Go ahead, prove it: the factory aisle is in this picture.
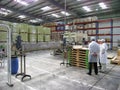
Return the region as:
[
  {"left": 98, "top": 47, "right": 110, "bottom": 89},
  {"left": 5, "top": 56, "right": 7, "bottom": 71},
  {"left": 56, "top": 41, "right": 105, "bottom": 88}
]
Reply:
[{"left": 0, "top": 50, "right": 120, "bottom": 90}]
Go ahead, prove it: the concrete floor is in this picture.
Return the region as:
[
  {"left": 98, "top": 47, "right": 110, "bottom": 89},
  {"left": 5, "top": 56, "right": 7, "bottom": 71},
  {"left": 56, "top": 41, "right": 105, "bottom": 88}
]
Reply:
[{"left": 0, "top": 50, "right": 120, "bottom": 90}]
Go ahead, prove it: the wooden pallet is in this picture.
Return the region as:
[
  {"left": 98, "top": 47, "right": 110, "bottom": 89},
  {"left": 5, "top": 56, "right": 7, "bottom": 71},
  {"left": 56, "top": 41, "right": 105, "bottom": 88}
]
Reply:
[
  {"left": 111, "top": 56, "right": 120, "bottom": 65},
  {"left": 70, "top": 48, "right": 88, "bottom": 68},
  {"left": 111, "top": 60, "right": 120, "bottom": 65},
  {"left": 71, "top": 63, "right": 86, "bottom": 68}
]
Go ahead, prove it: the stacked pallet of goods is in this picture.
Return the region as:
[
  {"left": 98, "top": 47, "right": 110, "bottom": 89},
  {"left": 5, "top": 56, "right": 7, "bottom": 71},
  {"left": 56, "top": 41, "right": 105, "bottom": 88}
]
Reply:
[{"left": 69, "top": 45, "right": 89, "bottom": 68}]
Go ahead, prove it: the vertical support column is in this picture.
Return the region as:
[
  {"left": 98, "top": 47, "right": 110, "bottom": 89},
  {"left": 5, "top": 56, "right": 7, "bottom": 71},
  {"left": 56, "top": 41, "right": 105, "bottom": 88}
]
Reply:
[
  {"left": 28, "top": 28, "right": 30, "bottom": 42},
  {"left": 96, "top": 21, "right": 99, "bottom": 40},
  {"left": 110, "top": 19, "right": 113, "bottom": 50},
  {"left": 36, "top": 28, "right": 38, "bottom": 43},
  {"left": 6, "top": 25, "right": 13, "bottom": 87},
  {"left": 0, "top": 24, "right": 13, "bottom": 87}
]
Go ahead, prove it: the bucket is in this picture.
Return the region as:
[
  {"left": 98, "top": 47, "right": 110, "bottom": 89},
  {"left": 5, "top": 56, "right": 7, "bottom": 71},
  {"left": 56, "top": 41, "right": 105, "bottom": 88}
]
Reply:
[{"left": 11, "top": 57, "right": 18, "bottom": 74}]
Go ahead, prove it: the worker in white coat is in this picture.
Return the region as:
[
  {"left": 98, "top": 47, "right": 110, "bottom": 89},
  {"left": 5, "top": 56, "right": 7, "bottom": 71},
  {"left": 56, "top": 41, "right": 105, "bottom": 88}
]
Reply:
[
  {"left": 99, "top": 39, "right": 108, "bottom": 72},
  {"left": 87, "top": 37, "right": 100, "bottom": 75}
]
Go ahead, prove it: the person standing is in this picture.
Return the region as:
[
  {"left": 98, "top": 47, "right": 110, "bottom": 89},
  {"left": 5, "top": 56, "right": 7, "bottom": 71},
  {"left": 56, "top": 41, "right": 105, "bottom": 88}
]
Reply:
[
  {"left": 97, "top": 39, "right": 102, "bottom": 70},
  {"left": 99, "top": 39, "right": 108, "bottom": 72},
  {"left": 87, "top": 37, "right": 100, "bottom": 75}
]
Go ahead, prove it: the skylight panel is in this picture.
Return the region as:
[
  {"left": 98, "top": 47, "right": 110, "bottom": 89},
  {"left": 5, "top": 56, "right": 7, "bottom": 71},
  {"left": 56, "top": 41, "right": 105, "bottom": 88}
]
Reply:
[
  {"left": 61, "top": 11, "right": 71, "bottom": 16},
  {"left": 82, "top": 6, "right": 92, "bottom": 12},
  {"left": 29, "top": 20, "right": 38, "bottom": 23},
  {"left": 51, "top": 14, "right": 60, "bottom": 18},
  {"left": 0, "top": 8, "right": 12, "bottom": 16},
  {"left": 41, "top": 6, "right": 52, "bottom": 11},
  {"left": 14, "top": 0, "right": 29, "bottom": 6},
  {"left": 1, "top": 8, "right": 12, "bottom": 13},
  {"left": 0, "top": 11, "right": 8, "bottom": 16},
  {"left": 18, "top": 15, "right": 26, "bottom": 19},
  {"left": 99, "top": 2, "right": 107, "bottom": 9},
  {"left": 29, "top": 18, "right": 43, "bottom": 23}
]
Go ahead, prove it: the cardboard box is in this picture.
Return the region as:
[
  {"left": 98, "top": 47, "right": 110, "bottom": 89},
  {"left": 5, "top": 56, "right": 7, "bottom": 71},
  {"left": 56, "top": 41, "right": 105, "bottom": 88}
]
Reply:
[{"left": 117, "top": 49, "right": 120, "bottom": 56}]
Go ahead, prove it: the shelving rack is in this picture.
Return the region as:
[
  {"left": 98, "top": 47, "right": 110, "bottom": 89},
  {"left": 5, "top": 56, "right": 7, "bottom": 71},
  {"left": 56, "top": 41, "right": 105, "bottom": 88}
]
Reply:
[{"left": 46, "top": 18, "right": 120, "bottom": 50}]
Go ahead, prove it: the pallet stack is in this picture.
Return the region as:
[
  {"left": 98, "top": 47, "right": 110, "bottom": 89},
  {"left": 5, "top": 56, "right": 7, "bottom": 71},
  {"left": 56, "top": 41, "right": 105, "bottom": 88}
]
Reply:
[{"left": 69, "top": 48, "right": 89, "bottom": 68}]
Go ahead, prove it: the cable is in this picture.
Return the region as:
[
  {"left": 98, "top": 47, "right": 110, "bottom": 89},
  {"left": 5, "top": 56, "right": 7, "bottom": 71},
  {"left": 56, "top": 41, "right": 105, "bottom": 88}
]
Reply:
[{"left": 89, "top": 65, "right": 116, "bottom": 90}]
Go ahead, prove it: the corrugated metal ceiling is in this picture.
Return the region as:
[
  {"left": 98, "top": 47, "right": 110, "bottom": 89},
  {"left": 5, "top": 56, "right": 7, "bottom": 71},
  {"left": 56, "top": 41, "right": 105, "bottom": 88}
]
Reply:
[{"left": 0, "top": 0, "right": 120, "bottom": 25}]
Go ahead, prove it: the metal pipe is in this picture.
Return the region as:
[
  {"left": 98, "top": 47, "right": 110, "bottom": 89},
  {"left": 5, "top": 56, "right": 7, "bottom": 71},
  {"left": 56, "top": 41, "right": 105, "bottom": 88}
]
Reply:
[
  {"left": 0, "top": 24, "right": 13, "bottom": 87},
  {"left": 64, "top": 0, "right": 67, "bottom": 27}
]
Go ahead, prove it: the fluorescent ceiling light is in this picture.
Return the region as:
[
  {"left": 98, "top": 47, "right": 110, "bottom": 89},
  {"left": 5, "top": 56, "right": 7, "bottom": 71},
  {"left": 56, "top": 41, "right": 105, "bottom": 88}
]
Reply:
[
  {"left": 18, "top": 15, "right": 26, "bottom": 19},
  {"left": 82, "top": 6, "right": 92, "bottom": 12},
  {"left": 61, "top": 11, "right": 71, "bottom": 16},
  {"left": 96, "top": 9, "right": 98, "bottom": 11},
  {"left": 51, "top": 14, "right": 60, "bottom": 18},
  {"left": 29, "top": 18, "right": 43, "bottom": 23},
  {"left": 36, "top": 19, "right": 43, "bottom": 21},
  {"left": 0, "top": 8, "right": 12, "bottom": 16},
  {"left": 41, "top": 6, "right": 52, "bottom": 11},
  {"left": 1, "top": 8, "right": 12, "bottom": 13},
  {"left": 29, "top": 20, "right": 38, "bottom": 23},
  {"left": 33, "top": 0, "right": 38, "bottom": 1},
  {"left": 14, "top": 0, "right": 29, "bottom": 6},
  {"left": 77, "top": 0, "right": 81, "bottom": 1},
  {"left": 0, "top": 11, "right": 8, "bottom": 16},
  {"left": 99, "top": 2, "right": 107, "bottom": 9}
]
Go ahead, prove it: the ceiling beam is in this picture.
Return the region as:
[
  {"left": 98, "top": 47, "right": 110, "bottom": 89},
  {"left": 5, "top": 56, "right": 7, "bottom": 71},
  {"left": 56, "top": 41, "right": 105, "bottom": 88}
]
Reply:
[
  {"left": 0, "top": 16, "right": 40, "bottom": 26},
  {"left": 47, "top": 0, "right": 79, "bottom": 18},
  {"left": 2, "top": 0, "right": 13, "bottom": 6},
  {"left": 0, "top": 4, "right": 52, "bottom": 22}
]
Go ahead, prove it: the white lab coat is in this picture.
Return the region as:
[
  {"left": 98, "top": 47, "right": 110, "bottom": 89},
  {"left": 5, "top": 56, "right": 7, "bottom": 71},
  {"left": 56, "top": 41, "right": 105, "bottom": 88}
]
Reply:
[
  {"left": 100, "top": 43, "right": 108, "bottom": 64},
  {"left": 88, "top": 41, "right": 100, "bottom": 62}
]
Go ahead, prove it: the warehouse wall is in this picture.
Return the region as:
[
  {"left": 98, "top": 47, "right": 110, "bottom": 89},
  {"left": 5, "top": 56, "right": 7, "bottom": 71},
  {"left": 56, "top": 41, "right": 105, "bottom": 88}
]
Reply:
[
  {"left": 98, "top": 19, "right": 120, "bottom": 49},
  {"left": 99, "top": 21, "right": 111, "bottom": 49},
  {"left": 113, "top": 20, "right": 120, "bottom": 47}
]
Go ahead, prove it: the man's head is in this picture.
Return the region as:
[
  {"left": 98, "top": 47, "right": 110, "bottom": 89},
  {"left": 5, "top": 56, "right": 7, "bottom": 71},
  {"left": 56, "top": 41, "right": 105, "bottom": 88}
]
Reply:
[
  {"left": 97, "top": 39, "right": 102, "bottom": 44},
  {"left": 91, "top": 37, "right": 96, "bottom": 41},
  {"left": 101, "top": 39, "right": 105, "bottom": 43}
]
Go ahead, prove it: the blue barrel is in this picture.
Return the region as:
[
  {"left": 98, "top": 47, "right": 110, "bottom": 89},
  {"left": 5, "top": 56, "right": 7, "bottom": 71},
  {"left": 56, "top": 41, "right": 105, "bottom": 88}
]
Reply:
[{"left": 11, "top": 57, "right": 18, "bottom": 74}]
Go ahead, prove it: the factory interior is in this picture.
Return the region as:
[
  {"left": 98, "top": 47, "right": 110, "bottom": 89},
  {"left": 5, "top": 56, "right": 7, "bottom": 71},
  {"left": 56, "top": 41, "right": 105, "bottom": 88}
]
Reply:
[{"left": 0, "top": 0, "right": 120, "bottom": 90}]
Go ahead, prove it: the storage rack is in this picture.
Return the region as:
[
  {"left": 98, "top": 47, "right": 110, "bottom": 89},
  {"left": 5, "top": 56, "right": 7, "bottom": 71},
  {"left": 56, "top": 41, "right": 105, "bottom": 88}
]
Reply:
[{"left": 46, "top": 18, "right": 120, "bottom": 50}]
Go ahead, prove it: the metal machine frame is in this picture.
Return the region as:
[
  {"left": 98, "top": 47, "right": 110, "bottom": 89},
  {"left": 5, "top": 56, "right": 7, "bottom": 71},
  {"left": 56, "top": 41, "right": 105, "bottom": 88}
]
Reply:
[{"left": 0, "top": 24, "right": 13, "bottom": 87}]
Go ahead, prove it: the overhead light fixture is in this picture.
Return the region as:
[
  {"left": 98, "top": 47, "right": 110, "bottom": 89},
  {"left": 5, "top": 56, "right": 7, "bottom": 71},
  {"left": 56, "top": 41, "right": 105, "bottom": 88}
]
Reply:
[
  {"left": 77, "top": 0, "right": 81, "bottom": 1},
  {"left": 61, "top": 11, "right": 71, "bottom": 16},
  {"left": 99, "top": 2, "right": 107, "bottom": 9},
  {"left": 0, "top": 8, "right": 12, "bottom": 16},
  {"left": 29, "top": 18, "right": 43, "bottom": 23},
  {"left": 41, "top": 6, "right": 52, "bottom": 11},
  {"left": 33, "top": 0, "right": 38, "bottom": 1},
  {"left": 18, "top": 15, "right": 26, "bottom": 19},
  {"left": 36, "top": 18, "right": 43, "bottom": 21},
  {"left": 29, "top": 20, "right": 38, "bottom": 23},
  {"left": 51, "top": 14, "right": 60, "bottom": 18},
  {"left": 96, "top": 9, "right": 98, "bottom": 11},
  {"left": 14, "top": 0, "right": 29, "bottom": 6},
  {"left": 0, "top": 11, "right": 8, "bottom": 16},
  {"left": 1, "top": 8, "right": 12, "bottom": 13},
  {"left": 82, "top": 6, "right": 92, "bottom": 12}
]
